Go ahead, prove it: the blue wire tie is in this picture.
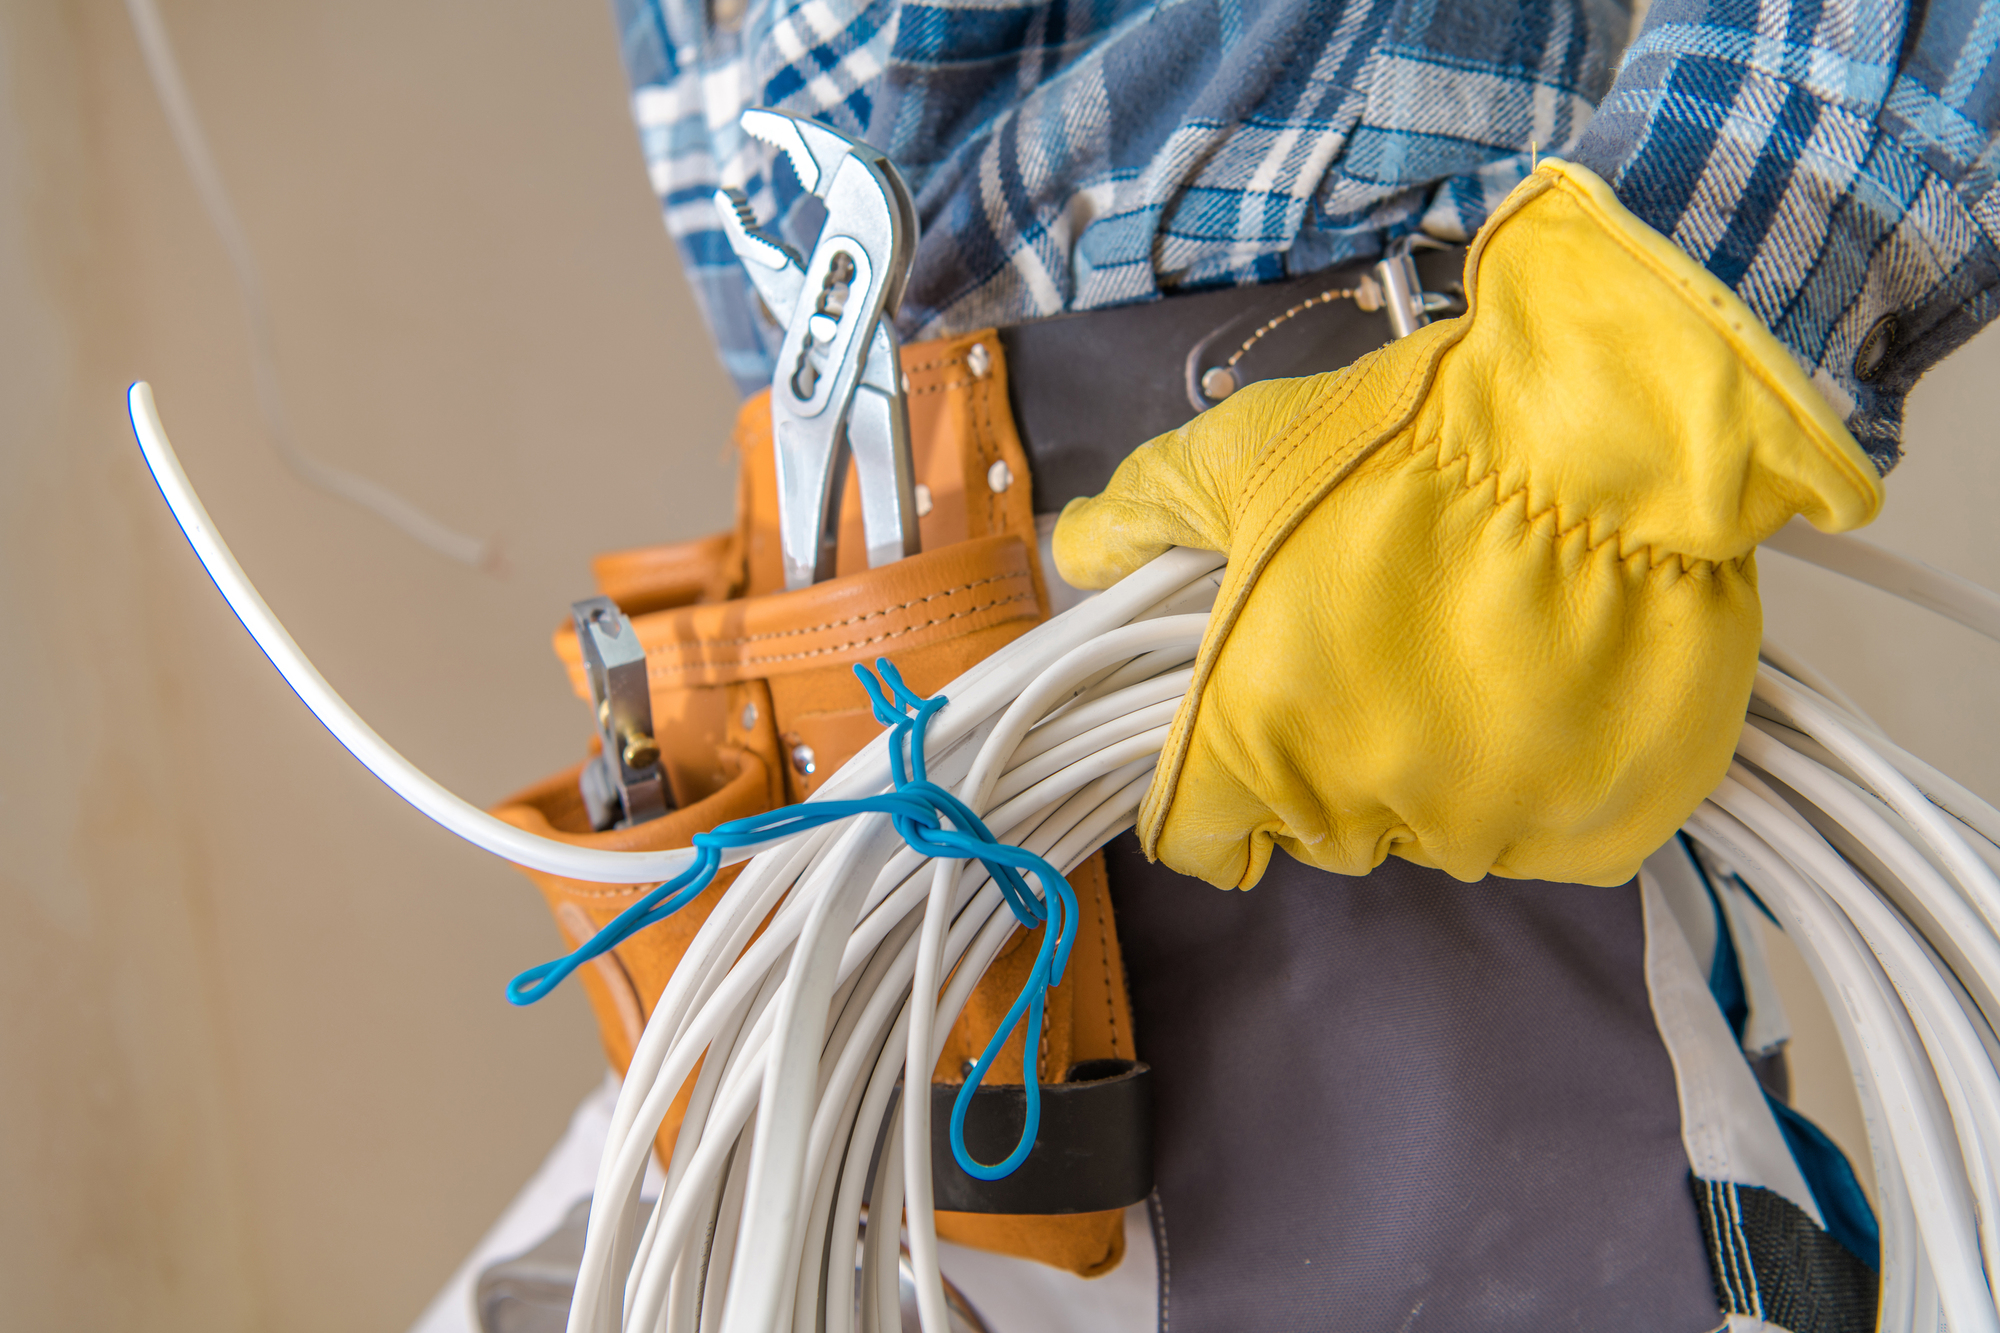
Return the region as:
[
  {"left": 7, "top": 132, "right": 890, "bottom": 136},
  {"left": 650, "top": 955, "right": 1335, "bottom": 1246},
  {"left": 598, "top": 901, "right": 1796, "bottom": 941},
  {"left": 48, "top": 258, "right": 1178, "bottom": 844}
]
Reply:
[{"left": 508, "top": 657, "right": 1079, "bottom": 1180}]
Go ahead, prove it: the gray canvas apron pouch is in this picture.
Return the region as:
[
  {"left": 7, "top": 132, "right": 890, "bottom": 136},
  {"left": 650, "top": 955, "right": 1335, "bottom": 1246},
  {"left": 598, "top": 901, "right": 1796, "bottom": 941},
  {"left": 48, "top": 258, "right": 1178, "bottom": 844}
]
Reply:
[{"left": 1103, "top": 835, "right": 1721, "bottom": 1332}]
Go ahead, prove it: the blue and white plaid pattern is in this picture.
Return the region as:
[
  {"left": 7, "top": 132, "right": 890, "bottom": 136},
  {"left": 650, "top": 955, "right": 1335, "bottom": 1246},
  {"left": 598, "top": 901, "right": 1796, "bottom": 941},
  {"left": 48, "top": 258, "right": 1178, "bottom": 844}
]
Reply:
[
  {"left": 610, "top": 0, "right": 1625, "bottom": 390},
  {"left": 612, "top": 0, "right": 2000, "bottom": 467},
  {"left": 1574, "top": 0, "right": 2000, "bottom": 469}
]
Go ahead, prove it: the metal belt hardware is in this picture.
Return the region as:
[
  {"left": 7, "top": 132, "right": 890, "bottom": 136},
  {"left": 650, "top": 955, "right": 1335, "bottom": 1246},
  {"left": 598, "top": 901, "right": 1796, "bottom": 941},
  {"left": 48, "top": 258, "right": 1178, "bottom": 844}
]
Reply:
[
  {"left": 716, "top": 109, "right": 923, "bottom": 590},
  {"left": 1372, "top": 235, "right": 1460, "bottom": 339},
  {"left": 997, "top": 243, "right": 1467, "bottom": 512},
  {"left": 572, "top": 596, "right": 670, "bottom": 831}
]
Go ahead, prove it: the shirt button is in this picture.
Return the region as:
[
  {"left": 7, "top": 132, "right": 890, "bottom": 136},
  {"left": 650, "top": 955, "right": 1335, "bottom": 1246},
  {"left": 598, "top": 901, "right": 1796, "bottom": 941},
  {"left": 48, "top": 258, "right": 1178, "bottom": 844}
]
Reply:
[{"left": 1853, "top": 314, "right": 1899, "bottom": 381}]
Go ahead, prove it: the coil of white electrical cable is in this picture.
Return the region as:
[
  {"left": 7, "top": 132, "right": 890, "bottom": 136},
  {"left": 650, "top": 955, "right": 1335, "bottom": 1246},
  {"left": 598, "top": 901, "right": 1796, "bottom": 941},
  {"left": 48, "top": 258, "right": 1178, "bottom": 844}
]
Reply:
[
  {"left": 559, "top": 545, "right": 2000, "bottom": 1333},
  {"left": 129, "top": 383, "right": 2000, "bottom": 1333}
]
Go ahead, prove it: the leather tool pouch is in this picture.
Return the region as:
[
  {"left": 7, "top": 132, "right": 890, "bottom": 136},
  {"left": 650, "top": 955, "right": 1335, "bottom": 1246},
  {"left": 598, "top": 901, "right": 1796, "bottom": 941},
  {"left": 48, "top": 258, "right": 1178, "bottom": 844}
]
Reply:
[{"left": 494, "top": 331, "right": 1143, "bottom": 1277}]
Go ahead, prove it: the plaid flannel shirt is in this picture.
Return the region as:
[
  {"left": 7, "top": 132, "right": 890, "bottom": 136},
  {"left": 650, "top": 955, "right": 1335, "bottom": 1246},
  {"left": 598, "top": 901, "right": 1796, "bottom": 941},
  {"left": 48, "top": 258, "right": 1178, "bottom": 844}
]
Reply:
[{"left": 613, "top": 0, "right": 2000, "bottom": 470}]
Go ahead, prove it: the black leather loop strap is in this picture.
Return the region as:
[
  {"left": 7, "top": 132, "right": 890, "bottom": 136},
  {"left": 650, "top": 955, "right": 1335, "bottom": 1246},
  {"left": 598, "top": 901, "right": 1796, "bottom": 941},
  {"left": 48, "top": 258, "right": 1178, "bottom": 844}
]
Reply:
[{"left": 929, "top": 1059, "right": 1155, "bottom": 1214}]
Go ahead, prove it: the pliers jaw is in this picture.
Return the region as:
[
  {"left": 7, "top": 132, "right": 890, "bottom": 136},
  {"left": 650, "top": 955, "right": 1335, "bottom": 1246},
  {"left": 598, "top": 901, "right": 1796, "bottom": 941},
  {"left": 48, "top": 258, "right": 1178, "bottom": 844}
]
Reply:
[
  {"left": 714, "top": 188, "right": 806, "bottom": 322},
  {"left": 715, "top": 110, "right": 922, "bottom": 590}
]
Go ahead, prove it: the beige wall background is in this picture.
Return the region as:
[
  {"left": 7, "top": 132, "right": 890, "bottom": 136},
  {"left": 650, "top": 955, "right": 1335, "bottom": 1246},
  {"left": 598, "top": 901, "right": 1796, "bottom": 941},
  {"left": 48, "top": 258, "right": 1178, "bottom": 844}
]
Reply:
[
  {"left": 1, "top": 0, "right": 1996, "bottom": 1327},
  {"left": 0, "top": 1, "right": 736, "bottom": 1328}
]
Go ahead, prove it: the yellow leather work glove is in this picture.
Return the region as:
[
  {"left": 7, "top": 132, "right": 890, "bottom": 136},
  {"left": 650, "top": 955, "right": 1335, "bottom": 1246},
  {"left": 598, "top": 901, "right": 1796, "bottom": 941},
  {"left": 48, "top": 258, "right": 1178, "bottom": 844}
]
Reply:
[{"left": 1053, "top": 161, "right": 1884, "bottom": 889}]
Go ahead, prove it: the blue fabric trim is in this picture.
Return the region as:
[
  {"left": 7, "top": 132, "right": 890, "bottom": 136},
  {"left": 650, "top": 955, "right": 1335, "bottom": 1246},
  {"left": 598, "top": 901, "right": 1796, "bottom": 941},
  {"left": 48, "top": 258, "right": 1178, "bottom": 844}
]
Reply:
[
  {"left": 1704, "top": 860, "right": 1753, "bottom": 1043},
  {"left": 1686, "top": 836, "right": 1881, "bottom": 1271},
  {"left": 1767, "top": 1095, "right": 1883, "bottom": 1271}
]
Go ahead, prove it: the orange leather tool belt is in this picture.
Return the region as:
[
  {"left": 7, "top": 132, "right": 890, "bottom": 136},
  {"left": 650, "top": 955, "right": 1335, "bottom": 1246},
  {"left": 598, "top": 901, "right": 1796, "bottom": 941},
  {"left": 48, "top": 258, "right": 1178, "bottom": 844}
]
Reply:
[{"left": 492, "top": 330, "right": 1140, "bottom": 1278}]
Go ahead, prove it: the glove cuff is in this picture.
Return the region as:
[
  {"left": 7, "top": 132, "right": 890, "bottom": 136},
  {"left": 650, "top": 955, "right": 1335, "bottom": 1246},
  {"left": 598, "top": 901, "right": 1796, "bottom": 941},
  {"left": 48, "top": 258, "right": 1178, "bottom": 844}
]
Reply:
[{"left": 1480, "top": 161, "right": 1885, "bottom": 543}]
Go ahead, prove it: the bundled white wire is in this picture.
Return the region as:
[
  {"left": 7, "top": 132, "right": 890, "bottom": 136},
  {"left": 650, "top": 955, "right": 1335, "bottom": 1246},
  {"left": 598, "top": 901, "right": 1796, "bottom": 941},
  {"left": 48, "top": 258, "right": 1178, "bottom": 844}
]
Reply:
[
  {"left": 130, "top": 381, "right": 2000, "bottom": 1333},
  {"left": 562, "top": 555, "right": 1224, "bottom": 1333},
  {"left": 558, "top": 540, "right": 2000, "bottom": 1333},
  {"left": 129, "top": 384, "right": 680, "bottom": 880},
  {"left": 1694, "top": 664, "right": 2000, "bottom": 1333}
]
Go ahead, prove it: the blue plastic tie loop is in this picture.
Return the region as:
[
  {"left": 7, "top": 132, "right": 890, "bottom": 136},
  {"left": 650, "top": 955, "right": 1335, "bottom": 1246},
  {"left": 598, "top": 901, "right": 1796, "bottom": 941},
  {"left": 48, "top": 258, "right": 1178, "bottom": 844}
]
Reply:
[{"left": 508, "top": 658, "right": 1078, "bottom": 1180}]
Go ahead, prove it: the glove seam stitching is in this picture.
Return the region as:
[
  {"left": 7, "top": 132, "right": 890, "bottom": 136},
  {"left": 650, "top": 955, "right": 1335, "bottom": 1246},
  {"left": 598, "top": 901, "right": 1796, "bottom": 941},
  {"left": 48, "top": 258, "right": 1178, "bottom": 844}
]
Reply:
[
  {"left": 1415, "top": 435, "right": 1759, "bottom": 577},
  {"left": 1238, "top": 339, "right": 1453, "bottom": 563},
  {"left": 1142, "top": 171, "right": 1511, "bottom": 863},
  {"left": 1234, "top": 355, "right": 1382, "bottom": 510},
  {"left": 1142, "top": 344, "right": 1447, "bottom": 865},
  {"left": 1142, "top": 172, "right": 1513, "bottom": 862}
]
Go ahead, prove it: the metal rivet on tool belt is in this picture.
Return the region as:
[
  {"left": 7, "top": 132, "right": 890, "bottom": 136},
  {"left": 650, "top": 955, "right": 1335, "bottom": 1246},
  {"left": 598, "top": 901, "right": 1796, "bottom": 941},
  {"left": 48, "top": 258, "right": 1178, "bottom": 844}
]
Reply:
[
  {"left": 1854, "top": 313, "right": 1898, "bottom": 382},
  {"left": 791, "top": 743, "right": 817, "bottom": 776},
  {"left": 913, "top": 483, "right": 934, "bottom": 517},
  {"left": 622, "top": 731, "right": 661, "bottom": 770},
  {"left": 1201, "top": 365, "right": 1239, "bottom": 401},
  {"left": 966, "top": 342, "right": 991, "bottom": 379},
  {"left": 986, "top": 460, "right": 1013, "bottom": 494},
  {"left": 740, "top": 702, "right": 758, "bottom": 730}
]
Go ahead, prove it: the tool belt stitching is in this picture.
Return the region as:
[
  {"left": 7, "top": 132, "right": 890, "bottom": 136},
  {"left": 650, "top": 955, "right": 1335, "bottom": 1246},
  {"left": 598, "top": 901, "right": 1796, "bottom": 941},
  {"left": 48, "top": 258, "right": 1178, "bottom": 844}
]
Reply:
[
  {"left": 556, "top": 884, "right": 662, "bottom": 900},
  {"left": 512, "top": 203, "right": 1490, "bottom": 1259},
  {"left": 658, "top": 570, "right": 1023, "bottom": 650},
  {"left": 908, "top": 375, "right": 979, "bottom": 397},
  {"left": 641, "top": 592, "right": 1034, "bottom": 674},
  {"left": 543, "top": 866, "right": 732, "bottom": 900},
  {"left": 648, "top": 592, "right": 1040, "bottom": 676},
  {"left": 902, "top": 352, "right": 969, "bottom": 373},
  {"left": 1091, "top": 880, "right": 1121, "bottom": 1060},
  {"left": 977, "top": 372, "right": 1004, "bottom": 538}
]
